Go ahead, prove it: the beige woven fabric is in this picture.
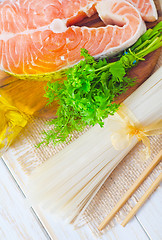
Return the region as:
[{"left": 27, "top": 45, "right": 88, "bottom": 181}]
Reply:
[{"left": 3, "top": 53, "right": 162, "bottom": 236}]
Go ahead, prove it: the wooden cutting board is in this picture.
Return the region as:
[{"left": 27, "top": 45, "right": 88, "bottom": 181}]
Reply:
[{"left": 0, "top": 1, "right": 161, "bottom": 119}]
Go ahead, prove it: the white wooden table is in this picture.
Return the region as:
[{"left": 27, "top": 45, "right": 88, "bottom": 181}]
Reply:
[{"left": 0, "top": 156, "right": 162, "bottom": 240}]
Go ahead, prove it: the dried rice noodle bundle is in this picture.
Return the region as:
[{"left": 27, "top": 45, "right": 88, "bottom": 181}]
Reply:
[{"left": 28, "top": 67, "right": 162, "bottom": 224}]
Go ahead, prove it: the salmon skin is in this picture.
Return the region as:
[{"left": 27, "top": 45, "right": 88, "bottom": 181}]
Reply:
[{"left": 0, "top": 0, "right": 157, "bottom": 77}]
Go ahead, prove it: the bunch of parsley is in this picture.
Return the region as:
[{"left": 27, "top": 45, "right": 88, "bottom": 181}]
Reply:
[{"left": 40, "top": 22, "right": 162, "bottom": 146}]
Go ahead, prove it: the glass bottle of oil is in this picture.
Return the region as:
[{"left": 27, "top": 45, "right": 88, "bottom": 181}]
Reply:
[
  {"left": 0, "top": 71, "right": 58, "bottom": 155},
  {"left": 0, "top": 94, "right": 28, "bottom": 155},
  {"left": 0, "top": 72, "right": 58, "bottom": 118}
]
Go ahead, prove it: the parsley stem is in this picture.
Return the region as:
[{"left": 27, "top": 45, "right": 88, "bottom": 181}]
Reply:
[
  {"left": 133, "top": 40, "right": 150, "bottom": 52},
  {"left": 137, "top": 37, "right": 162, "bottom": 58},
  {"left": 94, "top": 62, "right": 115, "bottom": 72}
]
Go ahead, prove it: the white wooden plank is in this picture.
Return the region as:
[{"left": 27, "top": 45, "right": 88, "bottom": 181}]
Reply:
[
  {"left": 0, "top": 158, "right": 49, "bottom": 240},
  {"left": 136, "top": 185, "right": 162, "bottom": 240},
  {"left": 2, "top": 153, "right": 150, "bottom": 240},
  {"left": 102, "top": 221, "right": 150, "bottom": 240},
  {"left": 41, "top": 212, "right": 150, "bottom": 240}
]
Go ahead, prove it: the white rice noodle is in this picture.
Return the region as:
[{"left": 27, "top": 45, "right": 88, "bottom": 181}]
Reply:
[{"left": 28, "top": 67, "right": 162, "bottom": 224}]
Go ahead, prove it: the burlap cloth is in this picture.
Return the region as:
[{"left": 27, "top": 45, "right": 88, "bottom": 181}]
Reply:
[{"left": 4, "top": 54, "right": 162, "bottom": 237}]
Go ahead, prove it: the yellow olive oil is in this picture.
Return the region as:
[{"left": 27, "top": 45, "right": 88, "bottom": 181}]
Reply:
[{"left": 0, "top": 95, "right": 28, "bottom": 154}]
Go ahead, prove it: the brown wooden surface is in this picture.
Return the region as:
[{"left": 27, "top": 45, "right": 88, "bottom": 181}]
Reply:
[
  {"left": 0, "top": 1, "right": 161, "bottom": 119},
  {"left": 114, "top": 48, "right": 161, "bottom": 104}
]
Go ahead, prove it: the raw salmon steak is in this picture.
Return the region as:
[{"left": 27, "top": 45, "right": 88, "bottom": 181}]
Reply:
[
  {"left": 127, "top": 0, "right": 157, "bottom": 21},
  {"left": 0, "top": 0, "right": 157, "bottom": 76}
]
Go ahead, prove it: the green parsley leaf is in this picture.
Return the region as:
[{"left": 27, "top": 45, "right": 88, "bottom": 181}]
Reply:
[{"left": 109, "top": 61, "right": 126, "bottom": 82}]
